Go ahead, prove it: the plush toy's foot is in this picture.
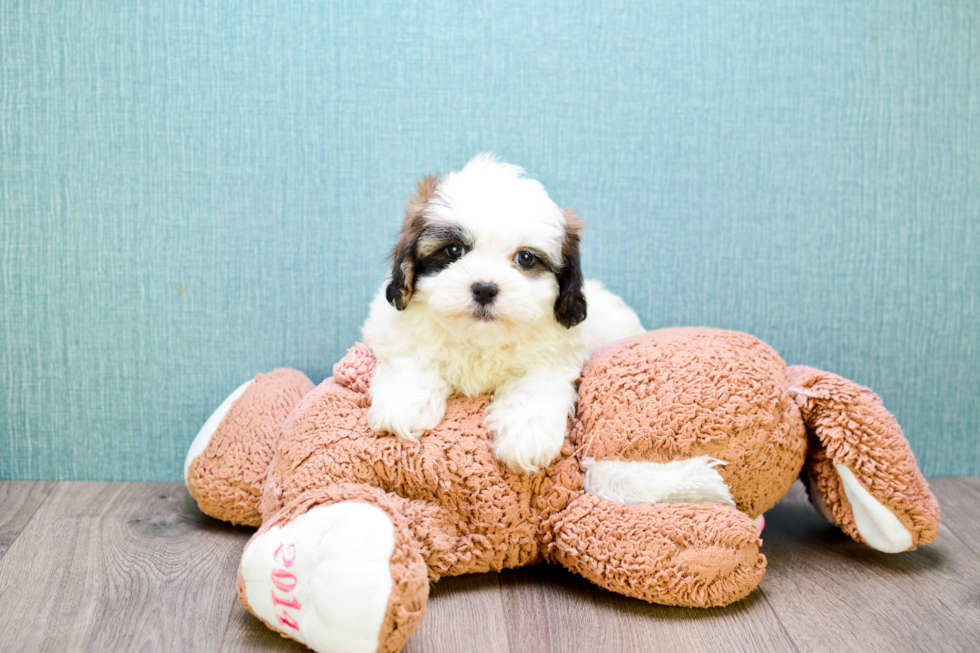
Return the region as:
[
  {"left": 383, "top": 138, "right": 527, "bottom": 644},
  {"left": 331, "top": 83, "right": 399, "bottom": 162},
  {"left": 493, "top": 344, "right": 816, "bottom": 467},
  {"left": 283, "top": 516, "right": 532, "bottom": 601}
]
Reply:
[
  {"left": 547, "top": 494, "right": 766, "bottom": 607},
  {"left": 184, "top": 379, "right": 254, "bottom": 482},
  {"left": 788, "top": 366, "right": 940, "bottom": 552},
  {"left": 185, "top": 369, "right": 314, "bottom": 526},
  {"left": 238, "top": 485, "right": 428, "bottom": 653}
]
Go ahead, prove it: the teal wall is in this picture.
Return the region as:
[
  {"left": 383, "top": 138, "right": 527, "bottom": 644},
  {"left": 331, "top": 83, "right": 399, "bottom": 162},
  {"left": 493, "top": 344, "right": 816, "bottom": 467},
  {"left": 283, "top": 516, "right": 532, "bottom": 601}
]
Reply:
[{"left": 2, "top": 1, "right": 978, "bottom": 480}]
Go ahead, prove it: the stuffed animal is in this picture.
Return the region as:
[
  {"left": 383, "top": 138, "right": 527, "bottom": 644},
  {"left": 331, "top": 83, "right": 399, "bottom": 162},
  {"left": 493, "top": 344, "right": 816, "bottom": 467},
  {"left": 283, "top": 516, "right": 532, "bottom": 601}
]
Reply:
[{"left": 184, "top": 328, "right": 939, "bottom": 653}]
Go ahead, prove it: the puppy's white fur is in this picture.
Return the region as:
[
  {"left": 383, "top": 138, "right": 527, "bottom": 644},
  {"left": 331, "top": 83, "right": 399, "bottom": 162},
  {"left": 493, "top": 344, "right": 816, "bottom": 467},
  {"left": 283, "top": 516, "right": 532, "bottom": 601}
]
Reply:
[{"left": 362, "top": 154, "right": 644, "bottom": 472}]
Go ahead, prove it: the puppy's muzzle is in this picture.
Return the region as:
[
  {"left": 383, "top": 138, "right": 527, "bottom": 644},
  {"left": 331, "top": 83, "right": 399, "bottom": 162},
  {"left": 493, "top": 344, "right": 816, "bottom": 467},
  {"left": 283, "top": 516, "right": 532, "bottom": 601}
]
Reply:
[{"left": 471, "top": 282, "right": 499, "bottom": 306}]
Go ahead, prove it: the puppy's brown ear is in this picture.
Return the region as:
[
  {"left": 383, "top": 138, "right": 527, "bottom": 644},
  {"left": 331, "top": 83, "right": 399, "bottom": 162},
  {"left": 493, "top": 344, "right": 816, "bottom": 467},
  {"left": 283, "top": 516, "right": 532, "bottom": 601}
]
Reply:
[
  {"left": 554, "top": 210, "right": 587, "bottom": 328},
  {"left": 386, "top": 174, "right": 440, "bottom": 310}
]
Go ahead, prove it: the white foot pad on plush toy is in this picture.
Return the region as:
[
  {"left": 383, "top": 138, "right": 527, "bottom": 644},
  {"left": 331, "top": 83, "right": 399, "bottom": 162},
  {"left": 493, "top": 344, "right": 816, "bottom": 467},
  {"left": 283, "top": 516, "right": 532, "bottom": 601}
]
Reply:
[
  {"left": 183, "top": 379, "right": 253, "bottom": 484},
  {"left": 240, "top": 502, "right": 396, "bottom": 653}
]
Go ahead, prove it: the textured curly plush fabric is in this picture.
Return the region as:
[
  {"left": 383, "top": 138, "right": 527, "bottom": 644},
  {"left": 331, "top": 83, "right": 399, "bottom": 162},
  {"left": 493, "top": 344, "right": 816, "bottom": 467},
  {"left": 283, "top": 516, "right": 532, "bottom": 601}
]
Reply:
[
  {"left": 576, "top": 328, "right": 807, "bottom": 518},
  {"left": 185, "top": 328, "right": 941, "bottom": 653},
  {"left": 261, "top": 358, "right": 583, "bottom": 578},
  {"left": 788, "top": 365, "right": 940, "bottom": 549},
  {"left": 186, "top": 368, "right": 313, "bottom": 526},
  {"left": 253, "top": 333, "right": 776, "bottom": 609},
  {"left": 548, "top": 494, "right": 766, "bottom": 607}
]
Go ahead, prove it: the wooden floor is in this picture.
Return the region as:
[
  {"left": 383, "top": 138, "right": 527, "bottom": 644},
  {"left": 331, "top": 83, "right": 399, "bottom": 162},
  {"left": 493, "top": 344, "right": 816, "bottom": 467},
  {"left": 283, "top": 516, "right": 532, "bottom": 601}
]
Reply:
[{"left": 0, "top": 479, "right": 977, "bottom": 653}]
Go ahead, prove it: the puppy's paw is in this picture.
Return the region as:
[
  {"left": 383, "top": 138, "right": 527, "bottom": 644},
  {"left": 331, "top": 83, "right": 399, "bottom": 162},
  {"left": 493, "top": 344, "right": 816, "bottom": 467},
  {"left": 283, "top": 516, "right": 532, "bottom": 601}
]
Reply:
[
  {"left": 486, "top": 401, "right": 568, "bottom": 473},
  {"left": 368, "top": 385, "right": 447, "bottom": 442}
]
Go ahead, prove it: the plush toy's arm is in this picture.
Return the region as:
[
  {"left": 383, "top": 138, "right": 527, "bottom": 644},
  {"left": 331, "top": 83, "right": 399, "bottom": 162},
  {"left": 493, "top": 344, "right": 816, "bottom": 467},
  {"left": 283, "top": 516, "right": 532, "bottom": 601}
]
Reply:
[
  {"left": 787, "top": 365, "right": 940, "bottom": 552},
  {"left": 544, "top": 493, "right": 766, "bottom": 607}
]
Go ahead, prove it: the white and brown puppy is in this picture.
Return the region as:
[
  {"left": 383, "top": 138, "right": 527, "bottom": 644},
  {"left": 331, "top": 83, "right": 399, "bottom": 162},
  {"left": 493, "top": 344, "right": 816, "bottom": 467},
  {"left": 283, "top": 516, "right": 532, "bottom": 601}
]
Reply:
[{"left": 362, "top": 154, "right": 645, "bottom": 472}]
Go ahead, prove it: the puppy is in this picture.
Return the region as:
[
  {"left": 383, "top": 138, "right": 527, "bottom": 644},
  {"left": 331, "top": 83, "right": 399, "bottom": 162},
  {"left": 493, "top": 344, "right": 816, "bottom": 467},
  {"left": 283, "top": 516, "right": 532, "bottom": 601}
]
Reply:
[{"left": 362, "top": 154, "right": 645, "bottom": 472}]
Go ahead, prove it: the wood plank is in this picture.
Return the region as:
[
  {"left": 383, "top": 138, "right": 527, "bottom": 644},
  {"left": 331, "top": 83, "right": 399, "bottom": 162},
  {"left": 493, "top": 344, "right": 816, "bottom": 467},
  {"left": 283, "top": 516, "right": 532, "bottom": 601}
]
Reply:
[
  {"left": 0, "top": 480, "right": 57, "bottom": 560},
  {"left": 928, "top": 477, "right": 980, "bottom": 558},
  {"left": 1, "top": 479, "right": 976, "bottom": 652},
  {"left": 220, "top": 602, "right": 306, "bottom": 652},
  {"left": 499, "top": 562, "right": 795, "bottom": 653},
  {"left": 405, "top": 574, "right": 510, "bottom": 653},
  {"left": 0, "top": 482, "right": 253, "bottom": 652},
  {"left": 221, "top": 570, "right": 512, "bottom": 653},
  {"left": 758, "top": 480, "right": 980, "bottom": 653}
]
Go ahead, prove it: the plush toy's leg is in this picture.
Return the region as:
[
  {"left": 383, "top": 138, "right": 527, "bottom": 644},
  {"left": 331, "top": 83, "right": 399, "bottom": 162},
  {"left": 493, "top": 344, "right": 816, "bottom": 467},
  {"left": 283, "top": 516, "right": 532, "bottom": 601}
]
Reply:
[
  {"left": 546, "top": 494, "right": 766, "bottom": 607},
  {"left": 185, "top": 369, "right": 314, "bottom": 526},
  {"left": 787, "top": 365, "right": 940, "bottom": 553},
  {"left": 238, "top": 484, "right": 429, "bottom": 653}
]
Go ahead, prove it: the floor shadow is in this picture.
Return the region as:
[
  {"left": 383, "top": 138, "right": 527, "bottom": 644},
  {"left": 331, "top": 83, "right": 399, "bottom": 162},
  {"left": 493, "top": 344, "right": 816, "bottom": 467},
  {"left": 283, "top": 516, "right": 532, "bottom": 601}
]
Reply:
[
  {"left": 763, "top": 484, "right": 947, "bottom": 574},
  {"left": 498, "top": 563, "right": 767, "bottom": 621}
]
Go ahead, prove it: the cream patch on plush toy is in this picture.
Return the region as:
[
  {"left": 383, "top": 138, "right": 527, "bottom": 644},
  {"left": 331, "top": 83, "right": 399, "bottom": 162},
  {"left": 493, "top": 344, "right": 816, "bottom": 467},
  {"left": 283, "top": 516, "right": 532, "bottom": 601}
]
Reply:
[
  {"left": 836, "top": 465, "right": 914, "bottom": 553},
  {"left": 582, "top": 456, "right": 735, "bottom": 506},
  {"left": 241, "top": 502, "right": 396, "bottom": 653}
]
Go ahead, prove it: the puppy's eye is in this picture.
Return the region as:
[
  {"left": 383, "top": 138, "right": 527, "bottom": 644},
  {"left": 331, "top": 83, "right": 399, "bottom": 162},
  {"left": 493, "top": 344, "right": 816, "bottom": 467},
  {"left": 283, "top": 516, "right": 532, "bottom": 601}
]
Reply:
[
  {"left": 445, "top": 243, "right": 464, "bottom": 260},
  {"left": 515, "top": 250, "right": 536, "bottom": 268}
]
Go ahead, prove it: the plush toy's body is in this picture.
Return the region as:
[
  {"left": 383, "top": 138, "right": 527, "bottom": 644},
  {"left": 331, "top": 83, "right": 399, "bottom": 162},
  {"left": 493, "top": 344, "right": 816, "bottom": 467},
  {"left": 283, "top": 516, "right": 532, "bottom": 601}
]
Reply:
[{"left": 185, "top": 328, "right": 939, "bottom": 653}]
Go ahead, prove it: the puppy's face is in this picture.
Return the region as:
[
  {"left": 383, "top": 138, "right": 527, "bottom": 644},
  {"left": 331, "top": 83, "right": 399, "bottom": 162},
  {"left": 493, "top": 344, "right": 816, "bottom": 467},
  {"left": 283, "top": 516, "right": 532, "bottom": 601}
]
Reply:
[{"left": 386, "top": 155, "right": 586, "bottom": 333}]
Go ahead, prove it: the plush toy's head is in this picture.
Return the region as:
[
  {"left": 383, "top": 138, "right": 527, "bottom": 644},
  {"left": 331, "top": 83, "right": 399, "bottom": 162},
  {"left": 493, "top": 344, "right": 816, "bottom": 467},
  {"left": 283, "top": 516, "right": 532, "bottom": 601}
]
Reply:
[{"left": 572, "top": 328, "right": 808, "bottom": 518}]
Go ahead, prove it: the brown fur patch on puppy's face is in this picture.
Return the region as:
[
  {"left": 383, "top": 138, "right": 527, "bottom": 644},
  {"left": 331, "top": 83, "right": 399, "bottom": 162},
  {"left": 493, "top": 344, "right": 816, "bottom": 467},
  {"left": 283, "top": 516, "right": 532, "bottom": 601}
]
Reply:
[
  {"left": 554, "top": 209, "right": 587, "bottom": 328},
  {"left": 386, "top": 174, "right": 441, "bottom": 310}
]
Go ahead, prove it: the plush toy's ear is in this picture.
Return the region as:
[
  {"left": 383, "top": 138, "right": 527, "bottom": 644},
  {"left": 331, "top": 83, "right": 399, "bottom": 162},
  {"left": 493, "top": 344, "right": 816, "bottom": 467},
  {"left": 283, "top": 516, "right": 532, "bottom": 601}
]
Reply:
[
  {"left": 554, "top": 209, "right": 588, "bottom": 328},
  {"left": 788, "top": 365, "right": 940, "bottom": 553},
  {"left": 386, "top": 174, "right": 440, "bottom": 310}
]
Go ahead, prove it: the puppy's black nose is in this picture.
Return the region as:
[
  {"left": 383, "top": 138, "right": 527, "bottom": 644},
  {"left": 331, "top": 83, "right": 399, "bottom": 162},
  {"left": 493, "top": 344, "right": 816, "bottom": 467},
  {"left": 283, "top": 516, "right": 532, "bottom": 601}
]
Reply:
[{"left": 471, "top": 282, "right": 499, "bottom": 306}]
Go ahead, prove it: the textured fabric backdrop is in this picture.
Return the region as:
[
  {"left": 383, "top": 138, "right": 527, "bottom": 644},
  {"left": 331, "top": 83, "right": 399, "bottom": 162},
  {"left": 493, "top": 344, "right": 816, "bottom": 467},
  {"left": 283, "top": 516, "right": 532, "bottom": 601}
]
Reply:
[{"left": 2, "top": 1, "right": 978, "bottom": 480}]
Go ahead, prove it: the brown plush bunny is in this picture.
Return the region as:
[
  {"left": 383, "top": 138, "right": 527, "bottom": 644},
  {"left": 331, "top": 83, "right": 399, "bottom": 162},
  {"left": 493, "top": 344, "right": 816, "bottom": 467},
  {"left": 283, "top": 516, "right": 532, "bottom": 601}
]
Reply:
[{"left": 185, "top": 327, "right": 939, "bottom": 653}]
